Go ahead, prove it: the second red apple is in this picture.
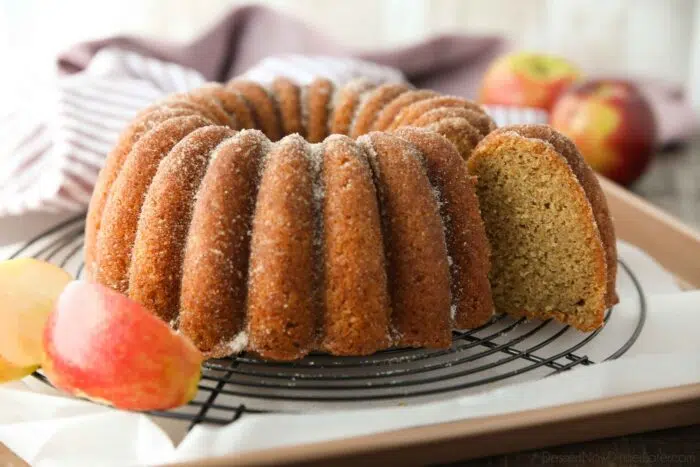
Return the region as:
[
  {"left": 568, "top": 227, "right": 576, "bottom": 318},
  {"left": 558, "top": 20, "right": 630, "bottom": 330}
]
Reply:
[
  {"left": 550, "top": 79, "right": 657, "bottom": 186},
  {"left": 479, "top": 52, "right": 581, "bottom": 111}
]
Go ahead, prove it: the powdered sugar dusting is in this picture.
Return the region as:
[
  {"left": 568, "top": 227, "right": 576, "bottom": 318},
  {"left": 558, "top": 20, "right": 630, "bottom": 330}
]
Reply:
[{"left": 227, "top": 331, "right": 249, "bottom": 355}]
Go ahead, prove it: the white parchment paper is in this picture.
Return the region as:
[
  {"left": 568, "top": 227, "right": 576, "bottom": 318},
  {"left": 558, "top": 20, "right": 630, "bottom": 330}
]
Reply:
[{"left": 1, "top": 240, "right": 698, "bottom": 467}]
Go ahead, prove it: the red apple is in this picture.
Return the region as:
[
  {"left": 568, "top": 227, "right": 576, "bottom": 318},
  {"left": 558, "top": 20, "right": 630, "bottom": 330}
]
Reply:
[
  {"left": 550, "top": 79, "right": 657, "bottom": 186},
  {"left": 43, "top": 281, "right": 203, "bottom": 411},
  {"left": 479, "top": 52, "right": 581, "bottom": 111}
]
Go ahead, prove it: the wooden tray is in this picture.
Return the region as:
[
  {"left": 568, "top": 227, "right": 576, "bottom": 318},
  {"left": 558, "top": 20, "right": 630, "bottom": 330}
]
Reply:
[
  {"left": 2, "top": 178, "right": 699, "bottom": 467},
  {"left": 178, "top": 177, "right": 700, "bottom": 467}
]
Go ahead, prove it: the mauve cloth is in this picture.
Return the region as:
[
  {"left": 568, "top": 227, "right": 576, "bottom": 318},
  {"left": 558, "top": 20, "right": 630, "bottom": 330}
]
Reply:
[
  {"left": 57, "top": 4, "right": 697, "bottom": 146},
  {"left": 0, "top": 4, "right": 696, "bottom": 217},
  {"left": 57, "top": 4, "right": 507, "bottom": 100}
]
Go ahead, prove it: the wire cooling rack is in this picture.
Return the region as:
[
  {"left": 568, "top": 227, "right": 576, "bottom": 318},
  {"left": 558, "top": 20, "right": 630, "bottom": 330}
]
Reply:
[{"left": 13, "top": 214, "right": 645, "bottom": 430}]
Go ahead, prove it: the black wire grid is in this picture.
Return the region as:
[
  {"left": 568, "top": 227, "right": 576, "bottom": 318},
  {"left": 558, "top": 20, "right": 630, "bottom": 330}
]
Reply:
[{"left": 14, "top": 214, "right": 646, "bottom": 430}]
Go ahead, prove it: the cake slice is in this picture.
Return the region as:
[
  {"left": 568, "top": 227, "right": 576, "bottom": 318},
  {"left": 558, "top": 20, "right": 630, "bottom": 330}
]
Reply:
[{"left": 468, "top": 124, "right": 617, "bottom": 331}]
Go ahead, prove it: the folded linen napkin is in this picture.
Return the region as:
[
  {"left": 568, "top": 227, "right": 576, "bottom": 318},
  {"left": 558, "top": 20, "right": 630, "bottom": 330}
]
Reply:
[
  {"left": 0, "top": 48, "right": 407, "bottom": 216},
  {"left": 0, "top": 4, "right": 696, "bottom": 217}
]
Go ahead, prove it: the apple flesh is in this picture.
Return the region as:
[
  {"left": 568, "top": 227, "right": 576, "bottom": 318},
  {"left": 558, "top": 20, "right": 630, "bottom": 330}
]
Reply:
[
  {"left": 0, "top": 354, "right": 37, "bottom": 383},
  {"left": 479, "top": 52, "right": 581, "bottom": 111},
  {"left": 43, "top": 281, "right": 203, "bottom": 411},
  {"left": 550, "top": 79, "right": 657, "bottom": 186},
  {"left": 0, "top": 258, "right": 72, "bottom": 368}
]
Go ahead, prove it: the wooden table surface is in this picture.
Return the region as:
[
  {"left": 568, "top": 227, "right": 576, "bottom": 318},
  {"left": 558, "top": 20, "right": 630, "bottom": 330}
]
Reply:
[
  {"left": 452, "top": 139, "right": 700, "bottom": 466},
  {"left": 634, "top": 139, "right": 700, "bottom": 231}
]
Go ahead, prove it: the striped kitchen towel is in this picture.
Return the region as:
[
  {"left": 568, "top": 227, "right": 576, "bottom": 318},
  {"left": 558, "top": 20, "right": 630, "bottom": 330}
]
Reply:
[
  {"left": 0, "top": 49, "right": 407, "bottom": 216},
  {"left": 0, "top": 49, "right": 201, "bottom": 215}
]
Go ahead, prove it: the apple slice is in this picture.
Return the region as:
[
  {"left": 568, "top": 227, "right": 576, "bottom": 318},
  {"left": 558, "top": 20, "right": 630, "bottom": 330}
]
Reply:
[
  {"left": 43, "top": 281, "right": 203, "bottom": 411},
  {"left": 0, "top": 354, "right": 38, "bottom": 383},
  {"left": 0, "top": 258, "right": 73, "bottom": 368}
]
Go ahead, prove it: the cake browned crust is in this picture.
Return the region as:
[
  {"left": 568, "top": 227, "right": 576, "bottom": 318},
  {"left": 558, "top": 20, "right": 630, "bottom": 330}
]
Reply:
[
  {"left": 372, "top": 90, "right": 439, "bottom": 131},
  {"left": 94, "top": 115, "right": 213, "bottom": 292},
  {"left": 128, "top": 126, "right": 235, "bottom": 323},
  {"left": 272, "top": 77, "right": 304, "bottom": 137},
  {"left": 424, "top": 117, "right": 485, "bottom": 161},
  {"left": 193, "top": 84, "right": 256, "bottom": 130},
  {"left": 412, "top": 107, "right": 496, "bottom": 139},
  {"left": 394, "top": 127, "right": 494, "bottom": 328},
  {"left": 388, "top": 96, "right": 490, "bottom": 131},
  {"left": 84, "top": 106, "right": 202, "bottom": 276},
  {"left": 388, "top": 96, "right": 496, "bottom": 161},
  {"left": 319, "top": 135, "right": 392, "bottom": 355},
  {"left": 329, "top": 78, "right": 374, "bottom": 135},
  {"left": 359, "top": 132, "right": 452, "bottom": 348},
  {"left": 247, "top": 135, "right": 318, "bottom": 360},
  {"left": 178, "top": 130, "right": 267, "bottom": 358},
  {"left": 164, "top": 93, "right": 235, "bottom": 127},
  {"left": 304, "top": 78, "right": 334, "bottom": 143},
  {"left": 227, "top": 80, "right": 283, "bottom": 140},
  {"left": 350, "top": 83, "right": 411, "bottom": 138},
  {"left": 86, "top": 77, "right": 617, "bottom": 361}
]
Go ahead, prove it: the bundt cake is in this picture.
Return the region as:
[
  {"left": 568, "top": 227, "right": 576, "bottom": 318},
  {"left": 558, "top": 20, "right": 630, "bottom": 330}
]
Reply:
[
  {"left": 85, "top": 77, "right": 497, "bottom": 361},
  {"left": 85, "top": 76, "right": 617, "bottom": 361},
  {"left": 468, "top": 124, "right": 618, "bottom": 331}
]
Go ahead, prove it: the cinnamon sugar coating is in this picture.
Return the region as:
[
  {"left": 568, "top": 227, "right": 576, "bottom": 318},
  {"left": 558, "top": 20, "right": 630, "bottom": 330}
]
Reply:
[
  {"left": 228, "top": 80, "right": 283, "bottom": 140},
  {"left": 304, "top": 78, "right": 334, "bottom": 143},
  {"left": 129, "top": 126, "right": 235, "bottom": 322},
  {"left": 412, "top": 107, "right": 496, "bottom": 138},
  {"left": 87, "top": 77, "right": 617, "bottom": 360},
  {"left": 247, "top": 135, "right": 317, "bottom": 360},
  {"left": 359, "top": 132, "right": 452, "bottom": 348},
  {"left": 272, "top": 77, "right": 305, "bottom": 137},
  {"left": 85, "top": 106, "right": 202, "bottom": 277},
  {"left": 424, "top": 117, "right": 484, "bottom": 160},
  {"left": 164, "top": 92, "right": 235, "bottom": 127},
  {"left": 372, "top": 90, "right": 439, "bottom": 131},
  {"left": 389, "top": 96, "right": 487, "bottom": 128},
  {"left": 329, "top": 78, "right": 374, "bottom": 135},
  {"left": 319, "top": 135, "right": 392, "bottom": 355},
  {"left": 94, "top": 115, "right": 213, "bottom": 292},
  {"left": 193, "top": 83, "right": 256, "bottom": 130},
  {"left": 178, "top": 130, "right": 267, "bottom": 357},
  {"left": 350, "top": 83, "right": 411, "bottom": 138},
  {"left": 395, "top": 127, "right": 494, "bottom": 328}
]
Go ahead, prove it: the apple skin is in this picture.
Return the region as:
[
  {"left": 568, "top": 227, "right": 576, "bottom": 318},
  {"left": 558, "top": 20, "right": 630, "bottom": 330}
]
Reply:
[
  {"left": 479, "top": 52, "right": 581, "bottom": 111},
  {"left": 550, "top": 79, "right": 657, "bottom": 186},
  {"left": 42, "top": 281, "right": 203, "bottom": 411}
]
